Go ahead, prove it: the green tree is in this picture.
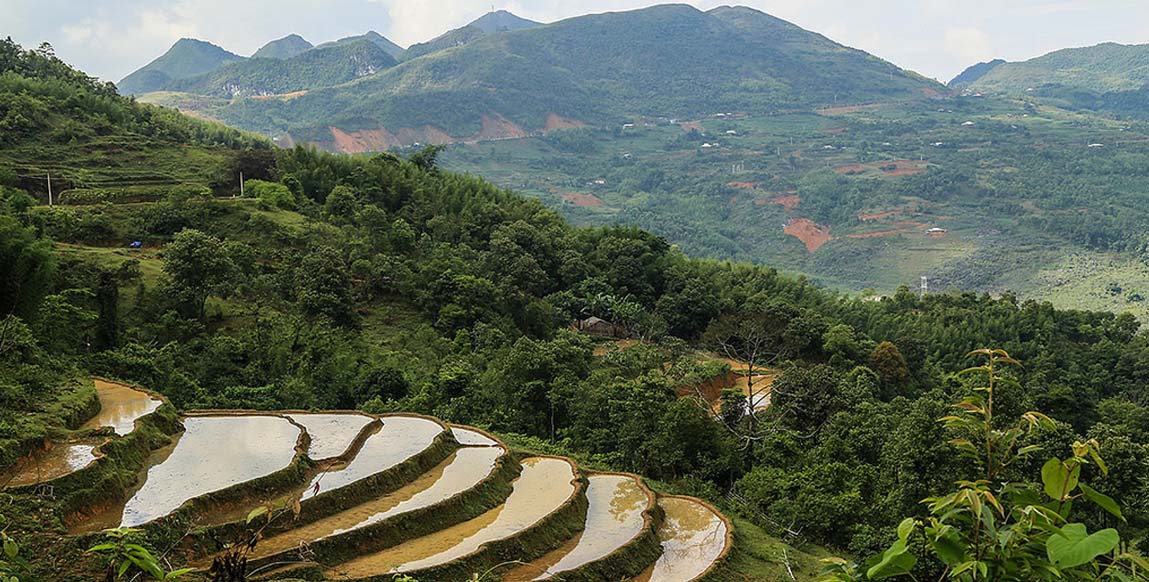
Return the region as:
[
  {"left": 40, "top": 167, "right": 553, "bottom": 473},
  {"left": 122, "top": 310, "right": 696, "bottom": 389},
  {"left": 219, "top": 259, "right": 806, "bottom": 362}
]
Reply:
[
  {"left": 162, "top": 229, "right": 237, "bottom": 321},
  {"left": 0, "top": 215, "right": 56, "bottom": 321}
]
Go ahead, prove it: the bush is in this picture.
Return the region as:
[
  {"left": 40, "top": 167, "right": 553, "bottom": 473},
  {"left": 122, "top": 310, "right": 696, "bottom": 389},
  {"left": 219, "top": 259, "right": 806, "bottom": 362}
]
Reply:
[{"left": 244, "top": 179, "right": 295, "bottom": 209}]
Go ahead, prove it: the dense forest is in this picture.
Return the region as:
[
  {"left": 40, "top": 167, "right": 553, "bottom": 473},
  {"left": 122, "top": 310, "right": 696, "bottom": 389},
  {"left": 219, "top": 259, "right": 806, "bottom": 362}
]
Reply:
[{"left": 4, "top": 37, "right": 1149, "bottom": 581}]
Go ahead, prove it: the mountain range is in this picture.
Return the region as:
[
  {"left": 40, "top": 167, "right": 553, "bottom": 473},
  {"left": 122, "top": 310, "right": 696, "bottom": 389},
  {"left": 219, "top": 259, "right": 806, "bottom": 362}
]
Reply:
[{"left": 124, "top": 5, "right": 941, "bottom": 152}]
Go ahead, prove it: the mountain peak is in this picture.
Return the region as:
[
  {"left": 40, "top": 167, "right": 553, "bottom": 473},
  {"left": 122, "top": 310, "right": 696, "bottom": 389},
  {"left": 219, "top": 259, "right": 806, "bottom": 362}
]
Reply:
[
  {"left": 118, "top": 37, "right": 244, "bottom": 95},
  {"left": 319, "top": 31, "right": 405, "bottom": 59},
  {"left": 252, "top": 34, "right": 313, "bottom": 60},
  {"left": 468, "top": 10, "right": 540, "bottom": 34}
]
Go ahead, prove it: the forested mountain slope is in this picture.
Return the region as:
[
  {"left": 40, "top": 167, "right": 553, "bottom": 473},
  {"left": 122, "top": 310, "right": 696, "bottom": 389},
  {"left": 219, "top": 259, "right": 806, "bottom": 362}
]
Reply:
[
  {"left": 967, "top": 42, "right": 1149, "bottom": 94},
  {"left": 4, "top": 39, "right": 1149, "bottom": 581},
  {"left": 165, "top": 39, "right": 398, "bottom": 98},
  {"left": 144, "top": 4, "right": 941, "bottom": 150},
  {"left": 251, "top": 33, "right": 314, "bottom": 60},
  {"left": 117, "top": 38, "right": 245, "bottom": 95}
]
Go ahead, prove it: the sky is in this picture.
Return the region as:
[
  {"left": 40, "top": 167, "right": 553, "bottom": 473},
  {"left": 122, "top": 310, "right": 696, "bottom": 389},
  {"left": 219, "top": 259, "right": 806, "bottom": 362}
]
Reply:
[{"left": 6, "top": 0, "right": 1149, "bottom": 83}]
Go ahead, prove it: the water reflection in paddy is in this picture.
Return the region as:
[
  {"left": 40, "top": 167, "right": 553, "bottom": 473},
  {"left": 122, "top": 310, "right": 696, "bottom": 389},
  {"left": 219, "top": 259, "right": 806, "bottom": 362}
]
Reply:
[
  {"left": 119, "top": 415, "right": 300, "bottom": 527},
  {"left": 286, "top": 413, "right": 374, "bottom": 460},
  {"left": 82, "top": 379, "right": 162, "bottom": 435},
  {"left": 301, "top": 416, "right": 443, "bottom": 500},
  {"left": 249, "top": 445, "right": 504, "bottom": 560},
  {"left": 632, "top": 497, "right": 729, "bottom": 582},
  {"left": 450, "top": 426, "right": 498, "bottom": 446},
  {"left": 3, "top": 442, "right": 100, "bottom": 488},
  {"left": 326, "top": 456, "right": 577, "bottom": 576},
  {"left": 503, "top": 473, "right": 648, "bottom": 581}
]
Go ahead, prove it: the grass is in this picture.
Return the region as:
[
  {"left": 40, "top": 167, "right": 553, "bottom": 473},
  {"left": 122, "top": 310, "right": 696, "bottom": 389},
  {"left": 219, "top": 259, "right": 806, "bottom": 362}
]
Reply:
[{"left": 715, "top": 516, "right": 834, "bottom": 581}]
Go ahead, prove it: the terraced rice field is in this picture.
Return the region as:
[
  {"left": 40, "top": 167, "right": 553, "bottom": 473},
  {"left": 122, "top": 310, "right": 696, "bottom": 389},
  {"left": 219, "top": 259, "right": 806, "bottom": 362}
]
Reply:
[
  {"left": 26, "top": 379, "right": 732, "bottom": 581},
  {"left": 82, "top": 379, "right": 162, "bottom": 435}
]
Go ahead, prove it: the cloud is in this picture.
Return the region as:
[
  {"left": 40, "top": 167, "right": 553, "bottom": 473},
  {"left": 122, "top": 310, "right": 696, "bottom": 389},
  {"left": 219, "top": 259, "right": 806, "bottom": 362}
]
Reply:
[{"left": 944, "top": 27, "right": 994, "bottom": 66}]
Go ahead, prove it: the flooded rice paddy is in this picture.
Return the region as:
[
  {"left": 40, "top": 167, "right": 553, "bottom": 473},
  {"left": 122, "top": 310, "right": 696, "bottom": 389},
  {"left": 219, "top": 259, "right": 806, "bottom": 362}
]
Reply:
[
  {"left": 3, "top": 441, "right": 101, "bottom": 488},
  {"left": 286, "top": 413, "right": 375, "bottom": 460},
  {"left": 503, "top": 473, "right": 649, "bottom": 581},
  {"left": 301, "top": 416, "right": 443, "bottom": 500},
  {"left": 450, "top": 426, "right": 499, "bottom": 446},
  {"left": 632, "top": 497, "right": 729, "bottom": 582},
  {"left": 118, "top": 415, "right": 300, "bottom": 527},
  {"left": 248, "top": 445, "right": 504, "bottom": 559},
  {"left": 326, "top": 456, "right": 577, "bottom": 576},
  {"left": 82, "top": 379, "right": 162, "bottom": 435}
]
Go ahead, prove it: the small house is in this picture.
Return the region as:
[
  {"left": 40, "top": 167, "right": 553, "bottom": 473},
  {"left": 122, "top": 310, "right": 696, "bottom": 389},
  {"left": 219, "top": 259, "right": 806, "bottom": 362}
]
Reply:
[{"left": 575, "top": 316, "right": 627, "bottom": 338}]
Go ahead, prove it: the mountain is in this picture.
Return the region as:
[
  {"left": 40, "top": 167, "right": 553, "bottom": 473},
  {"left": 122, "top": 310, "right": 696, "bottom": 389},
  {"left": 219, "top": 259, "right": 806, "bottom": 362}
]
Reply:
[
  {"left": 949, "top": 58, "right": 1004, "bottom": 87},
  {"left": 252, "top": 33, "right": 313, "bottom": 59},
  {"left": 118, "top": 38, "right": 245, "bottom": 95},
  {"left": 318, "top": 30, "right": 405, "bottom": 59},
  {"left": 966, "top": 42, "right": 1149, "bottom": 94},
  {"left": 469, "top": 9, "right": 540, "bottom": 33},
  {"left": 190, "top": 4, "right": 940, "bottom": 151},
  {"left": 162, "top": 39, "right": 398, "bottom": 98},
  {"left": 404, "top": 10, "right": 540, "bottom": 60}
]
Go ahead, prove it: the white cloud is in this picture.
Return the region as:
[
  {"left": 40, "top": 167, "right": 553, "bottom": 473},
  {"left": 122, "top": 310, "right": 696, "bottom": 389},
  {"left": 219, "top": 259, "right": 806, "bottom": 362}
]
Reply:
[{"left": 944, "top": 27, "right": 994, "bottom": 66}]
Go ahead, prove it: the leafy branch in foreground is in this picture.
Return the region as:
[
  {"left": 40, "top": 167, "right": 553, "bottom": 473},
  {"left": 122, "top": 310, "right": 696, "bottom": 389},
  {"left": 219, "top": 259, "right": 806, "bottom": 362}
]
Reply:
[
  {"left": 86, "top": 527, "right": 193, "bottom": 581},
  {"left": 0, "top": 514, "right": 34, "bottom": 582},
  {"left": 819, "top": 349, "right": 1148, "bottom": 581}
]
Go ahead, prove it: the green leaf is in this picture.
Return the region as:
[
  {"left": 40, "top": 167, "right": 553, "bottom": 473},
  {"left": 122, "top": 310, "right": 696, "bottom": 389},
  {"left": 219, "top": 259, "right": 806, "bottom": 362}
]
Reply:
[
  {"left": 896, "top": 518, "right": 915, "bottom": 542},
  {"left": 1078, "top": 483, "right": 1125, "bottom": 522},
  {"left": 1042, "top": 458, "right": 1080, "bottom": 501},
  {"left": 866, "top": 540, "right": 917, "bottom": 580},
  {"left": 165, "top": 567, "right": 196, "bottom": 579},
  {"left": 246, "top": 505, "right": 269, "bottom": 525},
  {"left": 1046, "top": 523, "right": 1120, "bottom": 569},
  {"left": 1, "top": 539, "right": 15, "bottom": 560},
  {"left": 928, "top": 530, "right": 966, "bottom": 566}
]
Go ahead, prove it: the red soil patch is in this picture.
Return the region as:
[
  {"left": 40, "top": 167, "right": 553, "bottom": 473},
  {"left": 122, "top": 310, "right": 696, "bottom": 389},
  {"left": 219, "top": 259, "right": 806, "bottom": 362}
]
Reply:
[
  {"left": 835, "top": 164, "right": 868, "bottom": 175},
  {"left": 770, "top": 194, "right": 801, "bottom": 211},
  {"left": 396, "top": 126, "right": 454, "bottom": 146},
  {"left": 858, "top": 210, "right": 902, "bottom": 221},
  {"left": 562, "top": 192, "right": 604, "bottom": 207},
  {"left": 824, "top": 126, "right": 848, "bottom": 134},
  {"left": 784, "top": 218, "right": 831, "bottom": 252},
  {"left": 727, "top": 181, "right": 759, "bottom": 190},
  {"left": 478, "top": 113, "right": 529, "bottom": 140},
  {"left": 678, "top": 121, "right": 704, "bottom": 132},
  {"left": 544, "top": 114, "right": 585, "bottom": 132},
  {"left": 754, "top": 199, "right": 768, "bottom": 206},
  {"left": 329, "top": 126, "right": 402, "bottom": 153}
]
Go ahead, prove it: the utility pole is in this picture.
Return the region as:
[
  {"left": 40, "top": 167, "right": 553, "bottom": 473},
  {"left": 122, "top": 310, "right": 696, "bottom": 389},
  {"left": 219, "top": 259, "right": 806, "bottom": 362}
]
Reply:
[
  {"left": 920, "top": 276, "right": 929, "bottom": 298},
  {"left": 46, "top": 171, "right": 52, "bottom": 206},
  {"left": 239, "top": 171, "right": 244, "bottom": 198}
]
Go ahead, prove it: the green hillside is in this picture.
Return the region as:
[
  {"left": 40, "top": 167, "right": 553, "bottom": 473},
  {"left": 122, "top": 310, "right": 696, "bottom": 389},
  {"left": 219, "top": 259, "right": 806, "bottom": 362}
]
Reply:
[
  {"left": 187, "top": 4, "right": 941, "bottom": 147},
  {"left": 405, "top": 10, "right": 540, "bottom": 60},
  {"left": 316, "top": 30, "right": 405, "bottom": 59},
  {"left": 968, "top": 42, "right": 1149, "bottom": 94},
  {"left": 948, "top": 58, "right": 1004, "bottom": 86},
  {"left": 251, "top": 33, "right": 313, "bottom": 59},
  {"left": 117, "top": 38, "right": 245, "bottom": 95},
  {"left": 4, "top": 37, "right": 1149, "bottom": 582},
  {"left": 164, "top": 39, "right": 398, "bottom": 98}
]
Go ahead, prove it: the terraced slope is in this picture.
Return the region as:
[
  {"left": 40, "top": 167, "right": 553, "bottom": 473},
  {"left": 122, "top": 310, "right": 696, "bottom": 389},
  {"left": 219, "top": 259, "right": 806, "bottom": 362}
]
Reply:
[{"left": 21, "top": 381, "right": 732, "bottom": 581}]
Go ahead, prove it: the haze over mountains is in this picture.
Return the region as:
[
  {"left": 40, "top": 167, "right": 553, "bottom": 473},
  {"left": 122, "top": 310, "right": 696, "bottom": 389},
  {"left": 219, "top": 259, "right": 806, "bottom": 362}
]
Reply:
[{"left": 122, "top": 5, "right": 939, "bottom": 152}]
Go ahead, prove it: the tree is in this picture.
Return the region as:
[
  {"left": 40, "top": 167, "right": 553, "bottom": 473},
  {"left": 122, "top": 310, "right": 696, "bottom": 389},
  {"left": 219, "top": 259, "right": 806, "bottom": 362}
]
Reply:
[
  {"left": 296, "top": 246, "right": 355, "bottom": 326},
  {"left": 819, "top": 350, "right": 1147, "bottom": 581},
  {"left": 0, "top": 215, "right": 56, "bottom": 321},
  {"left": 162, "top": 229, "right": 237, "bottom": 321}
]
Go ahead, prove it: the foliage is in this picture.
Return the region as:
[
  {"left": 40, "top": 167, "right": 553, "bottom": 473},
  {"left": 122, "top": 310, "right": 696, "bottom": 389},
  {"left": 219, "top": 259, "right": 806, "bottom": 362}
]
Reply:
[
  {"left": 86, "top": 528, "right": 193, "bottom": 581},
  {"left": 818, "top": 350, "right": 1147, "bottom": 581}
]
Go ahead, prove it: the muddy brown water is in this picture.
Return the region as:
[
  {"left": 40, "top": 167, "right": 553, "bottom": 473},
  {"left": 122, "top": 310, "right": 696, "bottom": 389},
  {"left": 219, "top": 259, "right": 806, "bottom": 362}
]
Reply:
[
  {"left": 301, "top": 416, "right": 443, "bottom": 501},
  {"left": 324, "top": 456, "right": 577, "bottom": 577},
  {"left": 286, "top": 413, "right": 374, "bottom": 460},
  {"left": 631, "top": 497, "right": 729, "bottom": 582},
  {"left": 246, "top": 445, "right": 505, "bottom": 560},
  {"left": 3, "top": 441, "right": 101, "bottom": 488},
  {"left": 502, "top": 473, "right": 649, "bottom": 581},
  {"left": 115, "top": 415, "right": 300, "bottom": 528},
  {"left": 82, "top": 379, "right": 162, "bottom": 435}
]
